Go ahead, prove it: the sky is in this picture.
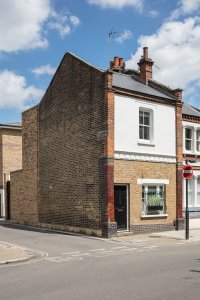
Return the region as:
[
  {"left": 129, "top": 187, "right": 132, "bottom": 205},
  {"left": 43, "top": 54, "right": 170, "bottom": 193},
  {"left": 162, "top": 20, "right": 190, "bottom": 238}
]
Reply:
[{"left": 1, "top": 0, "right": 200, "bottom": 123}]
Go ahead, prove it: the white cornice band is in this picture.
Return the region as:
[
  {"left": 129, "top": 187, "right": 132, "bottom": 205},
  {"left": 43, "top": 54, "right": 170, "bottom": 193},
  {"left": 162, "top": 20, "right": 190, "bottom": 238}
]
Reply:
[{"left": 114, "top": 151, "right": 176, "bottom": 164}]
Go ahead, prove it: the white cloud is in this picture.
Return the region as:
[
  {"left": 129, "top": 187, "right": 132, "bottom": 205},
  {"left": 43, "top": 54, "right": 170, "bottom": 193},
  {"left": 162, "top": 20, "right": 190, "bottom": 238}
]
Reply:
[
  {"left": 0, "top": 0, "right": 50, "bottom": 52},
  {"left": 148, "top": 10, "right": 159, "bottom": 18},
  {"left": 0, "top": 0, "right": 81, "bottom": 53},
  {"left": 31, "top": 64, "right": 56, "bottom": 76},
  {"left": 115, "top": 30, "right": 133, "bottom": 43},
  {"left": 170, "top": 0, "right": 200, "bottom": 20},
  {"left": 70, "top": 16, "right": 81, "bottom": 26},
  {"left": 87, "top": 0, "right": 143, "bottom": 11},
  {"left": 48, "top": 11, "right": 80, "bottom": 39},
  {"left": 48, "top": 22, "right": 71, "bottom": 38},
  {"left": 0, "top": 70, "right": 44, "bottom": 110},
  {"left": 126, "top": 17, "right": 200, "bottom": 99}
]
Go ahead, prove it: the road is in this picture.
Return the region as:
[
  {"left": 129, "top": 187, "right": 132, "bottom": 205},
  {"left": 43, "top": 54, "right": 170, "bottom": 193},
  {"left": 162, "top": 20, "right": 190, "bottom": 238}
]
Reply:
[{"left": 0, "top": 223, "right": 200, "bottom": 300}]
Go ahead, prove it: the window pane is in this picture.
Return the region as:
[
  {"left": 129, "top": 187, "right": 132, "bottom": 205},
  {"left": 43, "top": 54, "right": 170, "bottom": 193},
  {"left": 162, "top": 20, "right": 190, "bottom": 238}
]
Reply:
[
  {"left": 186, "top": 128, "right": 192, "bottom": 139},
  {"left": 185, "top": 139, "right": 191, "bottom": 150},
  {"left": 139, "top": 126, "right": 143, "bottom": 139},
  {"left": 159, "top": 186, "right": 164, "bottom": 198},
  {"left": 144, "top": 112, "right": 150, "bottom": 125},
  {"left": 197, "top": 141, "right": 200, "bottom": 151},
  {"left": 197, "top": 130, "right": 200, "bottom": 141},
  {"left": 148, "top": 186, "right": 156, "bottom": 196},
  {"left": 188, "top": 178, "right": 194, "bottom": 206},
  {"left": 139, "top": 111, "right": 143, "bottom": 124},
  {"left": 144, "top": 127, "right": 150, "bottom": 140}
]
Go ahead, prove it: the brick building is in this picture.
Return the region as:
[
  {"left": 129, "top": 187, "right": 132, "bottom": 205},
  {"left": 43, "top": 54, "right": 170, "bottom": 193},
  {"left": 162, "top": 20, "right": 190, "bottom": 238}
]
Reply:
[
  {"left": 10, "top": 48, "right": 184, "bottom": 237},
  {"left": 0, "top": 123, "right": 22, "bottom": 218}
]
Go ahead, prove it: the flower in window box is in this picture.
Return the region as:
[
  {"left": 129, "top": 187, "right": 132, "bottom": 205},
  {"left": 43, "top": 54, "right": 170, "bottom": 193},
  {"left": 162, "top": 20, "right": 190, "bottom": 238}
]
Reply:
[{"left": 147, "top": 195, "right": 163, "bottom": 213}]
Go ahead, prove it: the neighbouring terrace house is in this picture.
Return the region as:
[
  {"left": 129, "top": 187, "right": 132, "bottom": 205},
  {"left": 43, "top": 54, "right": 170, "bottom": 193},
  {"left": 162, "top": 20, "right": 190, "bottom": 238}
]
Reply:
[
  {"left": 10, "top": 47, "right": 184, "bottom": 237},
  {"left": 182, "top": 103, "right": 200, "bottom": 228},
  {"left": 0, "top": 122, "right": 22, "bottom": 218}
]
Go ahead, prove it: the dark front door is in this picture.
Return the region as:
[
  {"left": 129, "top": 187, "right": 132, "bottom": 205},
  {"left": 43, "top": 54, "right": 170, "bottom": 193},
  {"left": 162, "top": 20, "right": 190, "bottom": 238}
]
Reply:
[{"left": 114, "top": 185, "right": 127, "bottom": 230}]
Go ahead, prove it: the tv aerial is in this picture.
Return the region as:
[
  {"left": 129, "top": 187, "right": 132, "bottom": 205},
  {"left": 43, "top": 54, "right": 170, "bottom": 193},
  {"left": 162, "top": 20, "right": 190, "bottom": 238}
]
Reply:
[{"left": 108, "top": 28, "right": 133, "bottom": 39}]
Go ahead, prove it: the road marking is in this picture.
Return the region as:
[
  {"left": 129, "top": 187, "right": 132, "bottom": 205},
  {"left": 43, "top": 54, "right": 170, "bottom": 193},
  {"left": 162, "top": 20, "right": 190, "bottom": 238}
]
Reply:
[
  {"left": 89, "top": 249, "right": 106, "bottom": 252},
  {"left": 71, "top": 253, "right": 90, "bottom": 256},
  {"left": 111, "top": 246, "right": 128, "bottom": 249},
  {"left": 62, "top": 251, "right": 81, "bottom": 255},
  {"left": 45, "top": 244, "right": 159, "bottom": 263}
]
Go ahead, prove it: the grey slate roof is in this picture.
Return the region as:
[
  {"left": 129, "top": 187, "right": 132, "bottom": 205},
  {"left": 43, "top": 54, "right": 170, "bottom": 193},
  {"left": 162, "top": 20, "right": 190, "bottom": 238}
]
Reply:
[
  {"left": 0, "top": 122, "right": 21, "bottom": 128},
  {"left": 183, "top": 103, "right": 200, "bottom": 118},
  {"left": 112, "top": 73, "right": 177, "bottom": 101}
]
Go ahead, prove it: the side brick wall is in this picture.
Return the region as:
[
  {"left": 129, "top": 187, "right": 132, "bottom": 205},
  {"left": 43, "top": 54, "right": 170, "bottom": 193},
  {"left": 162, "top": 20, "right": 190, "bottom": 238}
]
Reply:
[
  {"left": 38, "top": 54, "right": 106, "bottom": 236},
  {"left": 2, "top": 129, "right": 22, "bottom": 176},
  {"left": 114, "top": 160, "right": 176, "bottom": 234},
  {"left": 10, "top": 106, "right": 39, "bottom": 225}
]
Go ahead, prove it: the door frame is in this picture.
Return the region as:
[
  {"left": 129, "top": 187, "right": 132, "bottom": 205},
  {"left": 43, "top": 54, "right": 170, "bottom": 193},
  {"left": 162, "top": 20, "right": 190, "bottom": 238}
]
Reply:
[{"left": 114, "top": 184, "right": 129, "bottom": 231}]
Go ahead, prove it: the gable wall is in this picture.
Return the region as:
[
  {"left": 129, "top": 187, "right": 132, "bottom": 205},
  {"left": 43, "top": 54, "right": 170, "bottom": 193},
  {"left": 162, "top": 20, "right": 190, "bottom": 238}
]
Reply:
[{"left": 38, "top": 54, "right": 106, "bottom": 235}]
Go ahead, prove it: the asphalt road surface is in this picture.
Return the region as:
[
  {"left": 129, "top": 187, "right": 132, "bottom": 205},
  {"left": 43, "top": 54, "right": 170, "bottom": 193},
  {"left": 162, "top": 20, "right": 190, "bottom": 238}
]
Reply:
[{"left": 1, "top": 223, "right": 200, "bottom": 300}]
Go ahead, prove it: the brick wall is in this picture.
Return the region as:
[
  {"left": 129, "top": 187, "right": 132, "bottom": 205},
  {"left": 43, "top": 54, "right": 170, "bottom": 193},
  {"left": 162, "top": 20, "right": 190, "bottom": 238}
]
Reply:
[
  {"left": 114, "top": 160, "right": 176, "bottom": 233},
  {"left": 37, "top": 53, "right": 107, "bottom": 235},
  {"left": 174, "top": 89, "right": 184, "bottom": 229},
  {"left": 2, "top": 129, "right": 22, "bottom": 176},
  {"left": 10, "top": 106, "right": 39, "bottom": 225}
]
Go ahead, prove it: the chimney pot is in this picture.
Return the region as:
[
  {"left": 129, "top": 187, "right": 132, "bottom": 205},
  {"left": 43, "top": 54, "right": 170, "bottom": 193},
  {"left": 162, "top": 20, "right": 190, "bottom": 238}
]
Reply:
[
  {"left": 110, "top": 61, "right": 114, "bottom": 69},
  {"left": 119, "top": 58, "right": 124, "bottom": 68},
  {"left": 113, "top": 56, "right": 119, "bottom": 67},
  {"left": 143, "top": 47, "right": 148, "bottom": 59}
]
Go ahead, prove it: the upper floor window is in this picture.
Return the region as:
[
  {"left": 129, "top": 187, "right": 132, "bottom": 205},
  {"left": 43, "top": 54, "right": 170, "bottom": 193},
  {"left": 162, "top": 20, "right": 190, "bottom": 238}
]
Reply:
[
  {"left": 184, "top": 126, "right": 200, "bottom": 153},
  {"left": 185, "top": 128, "right": 192, "bottom": 151},
  {"left": 139, "top": 109, "right": 151, "bottom": 141},
  {"left": 197, "top": 130, "right": 200, "bottom": 151}
]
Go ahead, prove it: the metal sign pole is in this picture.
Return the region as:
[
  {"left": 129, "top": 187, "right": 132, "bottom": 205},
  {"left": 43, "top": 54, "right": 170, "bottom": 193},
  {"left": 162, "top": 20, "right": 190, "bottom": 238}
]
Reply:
[{"left": 185, "top": 160, "right": 189, "bottom": 240}]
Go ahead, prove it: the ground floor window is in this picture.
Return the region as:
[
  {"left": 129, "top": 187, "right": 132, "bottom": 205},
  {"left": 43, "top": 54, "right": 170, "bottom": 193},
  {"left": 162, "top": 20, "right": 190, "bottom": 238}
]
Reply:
[
  {"left": 142, "top": 185, "right": 166, "bottom": 215},
  {"left": 183, "top": 175, "right": 200, "bottom": 207}
]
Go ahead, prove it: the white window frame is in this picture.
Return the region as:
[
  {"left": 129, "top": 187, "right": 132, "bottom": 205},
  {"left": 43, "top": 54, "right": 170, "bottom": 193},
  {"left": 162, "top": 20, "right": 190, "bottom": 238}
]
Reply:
[
  {"left": 138, "top": 108, "right": 154, "bottom": 145},
  {"left": 183, "top": 125, "right": 200, "bottom": 155},
  {"left": 138, "top": 179, "right": 169, "bottom": 217},
  {"left": 183, "top": 172, "right": 200, "bottom": 208},
  {"left": 141, "top": 184, "right": 166, "bottom": 216},
  {"left": 185, "top": 127, "right": 193, "bottom": 152},
  {"left": 196, "top": 129, "right": 200, "bottom": 152}
]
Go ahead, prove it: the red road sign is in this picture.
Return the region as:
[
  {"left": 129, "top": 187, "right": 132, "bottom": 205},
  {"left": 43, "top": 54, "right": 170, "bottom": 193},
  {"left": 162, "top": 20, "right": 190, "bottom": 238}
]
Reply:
[{"left": 183, "top": 164, "right": 193, "bottom": 179}]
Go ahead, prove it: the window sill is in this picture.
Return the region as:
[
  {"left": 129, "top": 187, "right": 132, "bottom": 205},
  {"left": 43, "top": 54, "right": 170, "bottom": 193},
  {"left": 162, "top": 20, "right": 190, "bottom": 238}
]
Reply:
[
  {"left": 138, "top": 141, "right": 155, "bottom": 147},
  {"left": 141, "top": 214, "right": 168, "bottom": 219}
]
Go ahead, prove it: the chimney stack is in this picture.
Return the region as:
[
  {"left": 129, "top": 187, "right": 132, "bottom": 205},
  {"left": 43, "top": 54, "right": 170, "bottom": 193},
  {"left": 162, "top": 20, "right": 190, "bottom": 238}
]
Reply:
[
  {"left": 138, "top": 47, "right": 154, "bottom": 84},
  {"left": 173, "top": 88, "right": 183, "bottom": 102},
  {"left": 109, "top": 56, "right": 125, "bottom": 71}
]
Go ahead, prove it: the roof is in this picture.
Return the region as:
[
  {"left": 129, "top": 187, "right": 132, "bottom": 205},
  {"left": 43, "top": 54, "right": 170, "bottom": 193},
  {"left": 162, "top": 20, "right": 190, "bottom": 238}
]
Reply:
[
  {"left": 182, "top": 103, "right": 200, "bottom": 118},
  {"left": 112, "top": 72, "right": 177, "bottom": 101},
  {"left": 0, "top": 122, "right": 22, "bottom": 129}
]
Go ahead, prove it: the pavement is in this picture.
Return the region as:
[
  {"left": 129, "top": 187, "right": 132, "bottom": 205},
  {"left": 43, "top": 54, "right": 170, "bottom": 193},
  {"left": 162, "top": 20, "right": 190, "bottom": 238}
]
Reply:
[
  {"left": 0, "top": 241, "right": 36, "bottom": 265},
  {"left": 112, "top": 228, "right": 200, "bottom": 245},
  {"left": 1, "top": 220, "right": 200, "bottom": 265}
]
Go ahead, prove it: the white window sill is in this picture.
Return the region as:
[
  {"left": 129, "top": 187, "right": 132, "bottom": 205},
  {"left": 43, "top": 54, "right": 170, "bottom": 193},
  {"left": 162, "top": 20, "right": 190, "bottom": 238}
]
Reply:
[
  {"left": 141, "top": 214, "right": 168, "bottom": 219},
  {"left": 138, "top": 141, "right": 155, "bottom": 147}
]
